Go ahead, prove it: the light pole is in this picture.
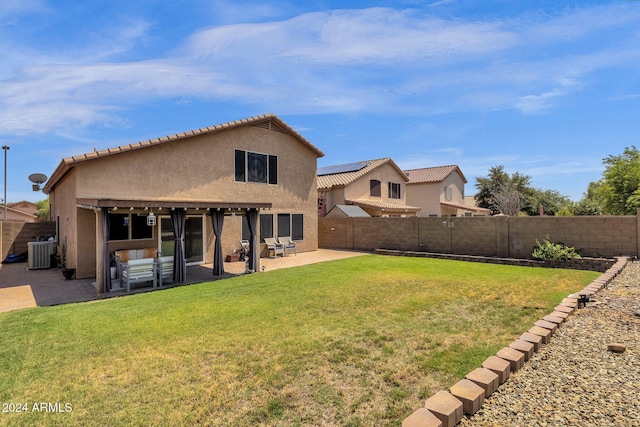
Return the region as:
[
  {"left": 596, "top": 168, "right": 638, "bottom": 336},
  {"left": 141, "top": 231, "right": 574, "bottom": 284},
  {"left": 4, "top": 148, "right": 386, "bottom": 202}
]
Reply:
[{"left": 2, "top": 145, "right": 8, "bottom": 221}]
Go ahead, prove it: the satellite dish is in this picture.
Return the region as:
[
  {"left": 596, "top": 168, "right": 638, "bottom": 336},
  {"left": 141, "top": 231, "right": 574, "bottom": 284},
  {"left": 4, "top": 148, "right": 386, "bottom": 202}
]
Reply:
[{"left": 29, "top": 173, "right": 47, "bottom": 184}]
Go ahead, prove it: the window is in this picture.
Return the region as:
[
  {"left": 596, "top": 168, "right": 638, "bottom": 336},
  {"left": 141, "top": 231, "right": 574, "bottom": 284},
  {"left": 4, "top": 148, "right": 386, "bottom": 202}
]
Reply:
[
  {"left": 109, "top": 213, "right": 129, "bottom": 241},
  {"left": 235, "top": 150, "right": 278, "bottom": 184},
  {"left": 259, "top": 213, "right": 273, "bottom": 243},
  {"left": 370, "top": 179, "right": 381, "bottom": 197},
  {"left": 242, "top": 215, "right": 251, "bottom": 241},
  {"left": 108, "top": 213, "right": 153, "bottom": 241},
  {"left": 388, "top": 182, "right": 401, "bottom": 199},
  {"left": 292, "top": 214, "right": 304, "bottom": 240},
  {"left": 131, "top": 215, "right": 153, "bottom": 239},
  {"left": 277, "top": 214, "right": 290, "bottom": 238},
  {"left": 445, "top": 185, "right": 453, "bottom": 201},
  {"left": 277, "top": 213, "right": 304, "bottom": 240}
]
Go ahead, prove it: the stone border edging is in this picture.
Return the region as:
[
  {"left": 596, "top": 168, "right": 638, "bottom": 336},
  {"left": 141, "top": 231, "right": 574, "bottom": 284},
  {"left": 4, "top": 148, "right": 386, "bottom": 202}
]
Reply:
[
  {"left": 374, "top": 249, "right": 616, "bottom": 272},
  {"left": 401, "top": 256, "right": 630, "bottom": 427}
]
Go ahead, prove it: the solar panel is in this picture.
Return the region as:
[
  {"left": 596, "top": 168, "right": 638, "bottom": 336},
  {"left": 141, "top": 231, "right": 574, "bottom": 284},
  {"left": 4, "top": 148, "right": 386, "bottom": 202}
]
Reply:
[{"left": 317, "top": 161, "right": 367, "bottom": 176}]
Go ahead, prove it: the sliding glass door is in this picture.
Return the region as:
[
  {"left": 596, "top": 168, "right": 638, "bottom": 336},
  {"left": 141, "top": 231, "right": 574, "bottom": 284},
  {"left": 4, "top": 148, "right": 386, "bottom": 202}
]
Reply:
[{"left": 159, "top": 215, "right": 204, "bottom": 265}]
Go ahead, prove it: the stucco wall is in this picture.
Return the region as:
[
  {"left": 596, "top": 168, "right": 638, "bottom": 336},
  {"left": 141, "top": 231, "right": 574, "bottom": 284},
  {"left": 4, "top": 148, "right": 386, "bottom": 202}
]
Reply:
[
  {"left": 50, "top": 169, "right": 79, "bottom": 271},
  {"left": 49, "top": 123, "right": 320, "bottom": 278},
  {"left": 319, "top": 214, "right": 640, "bottom": 258},
  {"left": 406, "top": 172, "right": 466, "bottom": 217},
  {"left": 342, "top": 163, "right": 408, "bottom": 205}
]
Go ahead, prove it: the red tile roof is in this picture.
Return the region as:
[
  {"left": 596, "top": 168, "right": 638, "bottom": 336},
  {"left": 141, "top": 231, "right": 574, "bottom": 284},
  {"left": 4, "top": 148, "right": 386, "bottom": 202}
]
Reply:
[{"left": 403, "top": 165, "right": 467, "bottom": 184}]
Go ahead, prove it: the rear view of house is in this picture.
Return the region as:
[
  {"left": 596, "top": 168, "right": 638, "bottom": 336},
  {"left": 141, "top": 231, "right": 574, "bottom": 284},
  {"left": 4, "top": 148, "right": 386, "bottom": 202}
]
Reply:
[{"left": 43, "top": 114, "right": 324, "bottom": 294}]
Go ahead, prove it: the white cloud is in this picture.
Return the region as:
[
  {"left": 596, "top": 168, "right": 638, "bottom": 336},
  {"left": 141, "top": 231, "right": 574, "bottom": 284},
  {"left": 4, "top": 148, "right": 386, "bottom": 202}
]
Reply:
[
  {"left": 1, "top": 3, "right": 640, "bottom": 135},
  {"left": 0, "top": 0, "right": 48, "bottom": 19},
  {"left": 185, "top": 8, "right": 516, "bottom": 65}
]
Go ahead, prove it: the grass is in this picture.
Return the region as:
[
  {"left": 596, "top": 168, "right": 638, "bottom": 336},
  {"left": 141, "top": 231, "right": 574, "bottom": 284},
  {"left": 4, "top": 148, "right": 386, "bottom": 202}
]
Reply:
[{"left": 0, "top": 255, "right": 598, "bottom": 426}]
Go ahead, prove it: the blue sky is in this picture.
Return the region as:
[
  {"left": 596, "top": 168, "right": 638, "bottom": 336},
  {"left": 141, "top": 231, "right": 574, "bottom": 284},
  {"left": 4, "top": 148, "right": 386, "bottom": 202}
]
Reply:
[{"left": 1, "top": 0, "right": 639, "bottom": 203}]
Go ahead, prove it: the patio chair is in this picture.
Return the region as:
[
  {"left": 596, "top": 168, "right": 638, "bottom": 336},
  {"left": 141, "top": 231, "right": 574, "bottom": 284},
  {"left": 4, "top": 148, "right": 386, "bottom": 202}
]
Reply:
[
  {"left": 157, "top": 255, "right": 174, "bottom": 288},
  {"left": 278, "top": 236, "right": 297, "bottom": 256},
  {"left": 239, "top": 240, "right": 250, "bottom": 261},
  {"left": 264, "top": 237, "right": 284, "bottom": 258}
]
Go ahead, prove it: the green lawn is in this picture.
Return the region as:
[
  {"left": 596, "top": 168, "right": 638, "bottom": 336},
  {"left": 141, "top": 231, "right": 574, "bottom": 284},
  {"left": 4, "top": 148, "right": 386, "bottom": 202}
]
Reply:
[{"left": 0, "top": 255, "right": 598, "bottom": 426}]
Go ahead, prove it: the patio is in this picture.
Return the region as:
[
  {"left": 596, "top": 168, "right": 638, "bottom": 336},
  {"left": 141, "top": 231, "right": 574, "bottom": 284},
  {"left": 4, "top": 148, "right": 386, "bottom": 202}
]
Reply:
[{"left": 0, "top": 249, "right": 367, "bottom": 313}]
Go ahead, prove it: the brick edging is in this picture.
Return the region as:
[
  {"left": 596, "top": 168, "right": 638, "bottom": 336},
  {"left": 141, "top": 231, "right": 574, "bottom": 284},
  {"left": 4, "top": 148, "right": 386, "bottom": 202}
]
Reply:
[{"left": 402, "top": 257, "right": 629, "bottom": 427}]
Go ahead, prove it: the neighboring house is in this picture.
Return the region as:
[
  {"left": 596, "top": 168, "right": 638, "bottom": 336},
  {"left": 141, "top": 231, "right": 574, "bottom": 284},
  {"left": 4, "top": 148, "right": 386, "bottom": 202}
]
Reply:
[
  {"left": 317, "top": 158, "right": 420, "bottom": 217},
  {"left": 1, "top": 202, "right": 37, "bottom": 222},
  {"left": 43, "top": 113, "right": 324, "bottom": 294},
  {"left": 9, "top": 201, "right": 38, "bottom": 216},
  {"left": 464, "top": 195, "right": 491, "bottom": 216},
  {"left": 404, "top": 165, "right": 490, "bottom": 217}
]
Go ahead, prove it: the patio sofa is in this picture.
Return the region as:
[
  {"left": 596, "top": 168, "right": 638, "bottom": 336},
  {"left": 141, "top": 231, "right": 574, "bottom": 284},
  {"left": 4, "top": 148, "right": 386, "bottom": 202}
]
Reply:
[{"left": 113, "top": 248, "right": 159, "bottom": 291}]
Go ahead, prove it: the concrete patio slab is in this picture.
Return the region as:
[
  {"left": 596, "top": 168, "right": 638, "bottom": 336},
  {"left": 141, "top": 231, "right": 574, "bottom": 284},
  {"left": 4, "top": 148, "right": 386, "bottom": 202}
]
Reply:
[
  {"left": 0, "top": 285, "right": 36, "bottom": 313},
  {"left": 0, "top": 249, "right": 369, "bottom": 314}
]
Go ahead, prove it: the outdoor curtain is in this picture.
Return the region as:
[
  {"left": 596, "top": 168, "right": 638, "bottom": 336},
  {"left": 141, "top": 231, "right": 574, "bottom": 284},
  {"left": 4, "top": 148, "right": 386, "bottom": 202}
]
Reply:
[
  {"left": 102, "top": 208, "right": 111, "bottom": 293},
  {"left": 171, "top": 209, "right": 187, "bottom": 282},
  {"left": 246, "top": 208, "right": 259, "bottom": 272},
  {"left": 211, "top": 209, "right": 225, "bottom": 276}
]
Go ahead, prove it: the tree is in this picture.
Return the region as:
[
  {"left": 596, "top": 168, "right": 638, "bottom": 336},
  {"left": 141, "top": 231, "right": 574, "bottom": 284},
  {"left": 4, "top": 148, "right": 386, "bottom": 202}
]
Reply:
[
  {"left": 530, "top": 188, "right": 571, "bottom": 216},
  {"left": 35, "top": 199, "right": 50, "bottom": 222},
  {"left": 595, "top": 146, "right": 640, "bottom": 215},
  {"left": 568, "top": 181, "right": 605, "bottom": 215},
  {"left": 573, "top": 198, "right": 604, "bottom": 216},
  {"left": 475, "top": 165, "right": 534, "bottom": 215},
  {"left": 492, "top": 182, "right": 522, "bottom": 216}
]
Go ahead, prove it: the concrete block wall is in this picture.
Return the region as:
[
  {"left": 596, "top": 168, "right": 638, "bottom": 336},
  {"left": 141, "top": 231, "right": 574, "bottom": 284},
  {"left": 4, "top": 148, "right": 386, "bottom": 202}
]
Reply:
[
  {"left": 318, "top": 217, "right": 355, "bottom": 250},
  {"left": 319, "top": 214, "right": 640, "bottom": 259},
  {"left": 507, "top": 216, "right": 638, "bottom": 258},
  {"left": 353, "top": 217, "right": 419, "bottom": 251},
  {"left": 1, "top": 221, "right": 56, "bottom": 260}
]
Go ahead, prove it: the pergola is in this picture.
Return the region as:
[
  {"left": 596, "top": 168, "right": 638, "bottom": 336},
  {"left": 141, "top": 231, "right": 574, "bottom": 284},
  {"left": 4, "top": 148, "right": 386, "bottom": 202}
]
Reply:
[{"left": 76, "top": 198, "right": 272, "bottom": 294}]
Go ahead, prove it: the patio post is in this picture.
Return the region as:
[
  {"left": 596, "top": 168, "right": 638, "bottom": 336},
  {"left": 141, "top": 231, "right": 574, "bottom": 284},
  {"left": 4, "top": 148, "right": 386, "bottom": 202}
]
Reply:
[
  {"left": 246, "top": 208, "right": 259, "bottom": 272},
  {"left": 211, "top": 209, "right": 225, "bottom": 276},
  {"left": 95, "top": 207, "right": 110, "bottom": 295},
  {"left": 171, "top": 209, "right": 187, "bottom": 282}
]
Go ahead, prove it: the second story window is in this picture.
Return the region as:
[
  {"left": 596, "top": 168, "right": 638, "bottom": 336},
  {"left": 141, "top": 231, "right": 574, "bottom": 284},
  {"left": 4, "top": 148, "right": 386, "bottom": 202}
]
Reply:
[
  {"left": 444, "top": 185, "right": 453, "bottom": 201},
  {"left": 388, "top": 182, "right": 401, "bottom": 199},
  {"left": 235, "top": 150, "right": 278, "bottom": 184},
  {"left": 370, "top": 179, "right": 381, "bottom": 197}
]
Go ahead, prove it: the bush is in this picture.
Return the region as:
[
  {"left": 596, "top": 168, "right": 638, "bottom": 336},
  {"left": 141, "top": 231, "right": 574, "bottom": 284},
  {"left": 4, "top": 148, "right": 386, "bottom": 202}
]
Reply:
[{"left": 532, "top": 237, "right": 581, "bottom": 260}]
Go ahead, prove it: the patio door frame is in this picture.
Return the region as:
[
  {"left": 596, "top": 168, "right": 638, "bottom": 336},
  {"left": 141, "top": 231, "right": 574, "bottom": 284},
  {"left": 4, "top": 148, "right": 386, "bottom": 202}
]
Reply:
[{"left": 158, "top": 214, "right": 206, "bottom": 266}]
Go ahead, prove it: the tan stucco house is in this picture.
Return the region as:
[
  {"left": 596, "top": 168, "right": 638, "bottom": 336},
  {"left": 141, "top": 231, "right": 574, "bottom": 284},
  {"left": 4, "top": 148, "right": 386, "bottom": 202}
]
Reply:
[
  {"left": 43, "top": 114, "right": 324, "bottom": 294},
  {"left": 317, "top": 158, "right": 420, "bottom": 217},
  {"left": 1, "top": 202, "right": 37, "bottom": 222},
  {"left": 404, "top": 165, "right": 489, "bottom": 217}
]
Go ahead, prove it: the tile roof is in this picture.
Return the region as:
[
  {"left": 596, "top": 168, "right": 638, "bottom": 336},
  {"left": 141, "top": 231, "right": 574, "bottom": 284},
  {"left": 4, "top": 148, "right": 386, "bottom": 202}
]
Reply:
[
  {"left": 346, "top": 198, "right": 421, "bottom": 212},
  {"left": 441, "top": 201, "right": 490, "bottom": 213},
  {"left": 403, "top": 165, "right": 467, "bottom": 184},
  {"left": 44, "top": 113, "right": 323, "bottom": 193},
  {"left": 317, "top": 158, "right": 407, "bottom": 190}
]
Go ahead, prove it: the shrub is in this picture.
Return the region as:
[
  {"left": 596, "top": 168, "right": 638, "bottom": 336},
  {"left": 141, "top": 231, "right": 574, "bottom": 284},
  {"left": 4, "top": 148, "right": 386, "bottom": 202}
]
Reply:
[{"left": 532, "top": 237, "right": 581, "bottom": 260}]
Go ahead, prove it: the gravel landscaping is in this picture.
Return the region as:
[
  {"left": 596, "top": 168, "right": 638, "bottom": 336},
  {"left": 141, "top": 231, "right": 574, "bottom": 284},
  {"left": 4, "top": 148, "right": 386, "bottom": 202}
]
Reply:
[{"left": 459, "top": 260, "right": 640, "bottom": 427}]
